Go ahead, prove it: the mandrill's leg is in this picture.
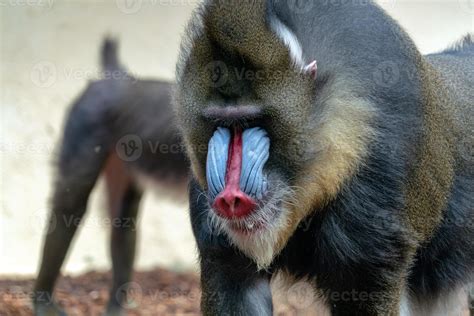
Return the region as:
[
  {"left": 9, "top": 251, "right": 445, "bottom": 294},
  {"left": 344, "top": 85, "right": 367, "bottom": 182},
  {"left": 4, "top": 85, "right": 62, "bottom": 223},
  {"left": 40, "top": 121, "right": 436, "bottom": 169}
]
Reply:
[
  {"left": 189, "top": 179, "right": 273, "bottom": 316},
  {"left": 103, "top": 154, "right": 143, "bottom": 315},
  {"left": 34, "top": 102, "right": 111, "bottom": 316}
]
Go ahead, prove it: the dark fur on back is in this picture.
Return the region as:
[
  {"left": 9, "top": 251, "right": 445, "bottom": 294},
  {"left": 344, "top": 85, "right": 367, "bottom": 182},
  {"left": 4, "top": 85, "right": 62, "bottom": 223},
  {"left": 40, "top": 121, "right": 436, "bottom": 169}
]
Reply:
[{"left": 60, "top": 38, "right": 188, "bottom": 182}]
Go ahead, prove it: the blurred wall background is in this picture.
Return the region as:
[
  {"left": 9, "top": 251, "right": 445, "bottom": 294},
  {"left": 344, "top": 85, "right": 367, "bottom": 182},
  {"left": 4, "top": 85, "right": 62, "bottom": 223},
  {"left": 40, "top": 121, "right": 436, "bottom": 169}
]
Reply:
[{"left": 0, "top": 0, "right": 472, "bottom": 276}]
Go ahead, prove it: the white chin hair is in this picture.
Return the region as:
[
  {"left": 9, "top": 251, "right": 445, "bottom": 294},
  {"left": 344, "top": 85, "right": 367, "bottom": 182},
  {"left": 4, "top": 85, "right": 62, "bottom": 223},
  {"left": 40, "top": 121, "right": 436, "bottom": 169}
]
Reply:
[
  {"left": 227, "top": 225, "right": 280, "bottom": 270},
  {"left": 225, "top": 207, "right": 290, "bottom": 270},
  {"left": 207, "top": 181, "right": 294, "bottom": 270}
]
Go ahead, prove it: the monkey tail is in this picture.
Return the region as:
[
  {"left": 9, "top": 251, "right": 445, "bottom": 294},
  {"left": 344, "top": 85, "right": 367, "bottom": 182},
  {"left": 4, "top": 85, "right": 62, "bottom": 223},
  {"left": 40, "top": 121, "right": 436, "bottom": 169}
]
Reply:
[{"left": 101, "top": 36, "right": 127, "bottom": 75}]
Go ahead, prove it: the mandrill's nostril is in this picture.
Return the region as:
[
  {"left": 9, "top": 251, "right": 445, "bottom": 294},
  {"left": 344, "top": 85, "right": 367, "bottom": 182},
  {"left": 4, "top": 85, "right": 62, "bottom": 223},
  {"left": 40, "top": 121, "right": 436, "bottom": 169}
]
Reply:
[
  {"left": 213, "top": 189, "right": 257, "bottom": 219},
  {"left": 234, "top": 198, "right": 240, "bottom": 209}
]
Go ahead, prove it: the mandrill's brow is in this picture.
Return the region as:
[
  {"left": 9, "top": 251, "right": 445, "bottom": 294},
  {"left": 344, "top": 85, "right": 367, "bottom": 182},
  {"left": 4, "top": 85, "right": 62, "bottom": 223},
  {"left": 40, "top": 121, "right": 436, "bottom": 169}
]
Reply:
[{"left": 202, "top": 105, "right": 263, "bottom": 123}]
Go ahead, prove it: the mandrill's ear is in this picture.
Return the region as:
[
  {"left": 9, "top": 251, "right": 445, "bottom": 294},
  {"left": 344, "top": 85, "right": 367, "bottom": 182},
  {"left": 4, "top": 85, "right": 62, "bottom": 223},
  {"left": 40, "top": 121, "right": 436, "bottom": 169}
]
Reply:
[{"left": 303, "top": 60, "right": 318, "bottom": 80}]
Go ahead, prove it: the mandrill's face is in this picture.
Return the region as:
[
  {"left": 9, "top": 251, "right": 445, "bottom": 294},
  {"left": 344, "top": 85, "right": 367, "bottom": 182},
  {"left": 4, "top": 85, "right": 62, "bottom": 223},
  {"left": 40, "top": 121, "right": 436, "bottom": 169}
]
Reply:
[
  {"left": 174, "top": 3, "right": 375, "bottom": 269},
  {"left": 175, "top": 79, "right": 315, "bottom": 269},
  {"left": 175, "top": 66, "right": 318, "bottom": 269}
]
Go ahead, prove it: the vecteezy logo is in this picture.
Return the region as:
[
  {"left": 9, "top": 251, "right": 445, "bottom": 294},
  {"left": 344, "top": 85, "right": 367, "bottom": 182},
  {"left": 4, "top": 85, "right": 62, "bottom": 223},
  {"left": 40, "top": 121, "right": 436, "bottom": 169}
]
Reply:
[
  {"left": 30, "top": 61, "right": 57, "bottom": 88},
  {"left": 116, "top": 135, "right": 143, "bottom": 162},
  {"left": 373, "top": 61, "right": 400, "bottom": 88},
  {"left": 116, "top": 0, "right": 142, "bottom": 14},
  {"left": 30, "top": 209, "right": 57, "bottom": 234},
  {"left": 205, "top": 61, "right": 229, "bottom": 88},
  {"left": 287, "top": 281, "right": 315, "bottom": 309},
  {"left": 116, "top": 282, "right": 143, "bottom": 309}
]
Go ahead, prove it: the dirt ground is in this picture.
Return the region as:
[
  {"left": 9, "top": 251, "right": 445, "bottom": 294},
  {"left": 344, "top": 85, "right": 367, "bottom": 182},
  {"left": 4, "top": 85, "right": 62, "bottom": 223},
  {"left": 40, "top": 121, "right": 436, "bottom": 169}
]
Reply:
[
  {"left": 1, "top": 269, "right": 471, "bottom": 315},
  {"left": 0, "top": 269, "right": 197, "bottom": 316},
  {"left": 0, "top": 268, "right": 304, "bottom": 316}
]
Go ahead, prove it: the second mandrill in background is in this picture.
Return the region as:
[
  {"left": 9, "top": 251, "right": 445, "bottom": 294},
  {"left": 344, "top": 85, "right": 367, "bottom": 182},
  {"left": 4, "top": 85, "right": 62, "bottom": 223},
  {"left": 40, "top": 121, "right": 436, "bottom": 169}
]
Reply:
[{"left": 174, "top": 0, "right": 474, "bottom": 315}]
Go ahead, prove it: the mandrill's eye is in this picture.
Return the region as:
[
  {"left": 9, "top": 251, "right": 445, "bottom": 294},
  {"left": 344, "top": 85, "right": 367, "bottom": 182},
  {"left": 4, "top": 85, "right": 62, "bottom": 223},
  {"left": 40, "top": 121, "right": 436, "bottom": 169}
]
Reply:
[{"left": 206, "top": 126, "right": 270, "bottom": 219}]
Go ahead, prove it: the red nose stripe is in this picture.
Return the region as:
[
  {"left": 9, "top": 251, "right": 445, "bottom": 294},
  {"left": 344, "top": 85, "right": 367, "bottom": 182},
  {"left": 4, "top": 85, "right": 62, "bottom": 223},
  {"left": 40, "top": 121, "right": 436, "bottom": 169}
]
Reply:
[
  {"left": 213, "top": 127, "right": 257, "bottom": 219},
  {"left": 225, "top": 126, "right": 243, "bottom": 192}
]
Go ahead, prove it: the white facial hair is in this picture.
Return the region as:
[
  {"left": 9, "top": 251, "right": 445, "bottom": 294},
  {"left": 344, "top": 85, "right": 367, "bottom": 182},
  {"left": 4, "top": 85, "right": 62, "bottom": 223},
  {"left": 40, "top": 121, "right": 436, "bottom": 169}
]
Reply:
[{"left": 207, "top": 183, "right": 295, "bottom": 270}]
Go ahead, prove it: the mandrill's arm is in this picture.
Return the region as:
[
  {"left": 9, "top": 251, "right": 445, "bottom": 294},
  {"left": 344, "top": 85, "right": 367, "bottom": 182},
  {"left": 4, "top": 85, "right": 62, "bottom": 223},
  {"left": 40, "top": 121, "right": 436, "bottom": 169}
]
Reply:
[{"left": 189, "top": 179, "right": 273, "bottom": 316}]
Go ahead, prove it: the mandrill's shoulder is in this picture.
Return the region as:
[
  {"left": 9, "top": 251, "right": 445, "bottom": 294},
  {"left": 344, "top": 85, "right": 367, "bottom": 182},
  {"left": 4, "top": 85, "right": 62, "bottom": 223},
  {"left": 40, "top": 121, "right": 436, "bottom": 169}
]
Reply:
[
  {"left": 423, "top": 34, "right": 474, "bottom": 158},
  {"left": 425, "top": 34, "right": 474, "bottom": 99},
  {"left": 425, "top": 34, "right": 474, "bottom": 94},
  {"left": 424, "top": 34, "right": 474, "bottom": 115}
]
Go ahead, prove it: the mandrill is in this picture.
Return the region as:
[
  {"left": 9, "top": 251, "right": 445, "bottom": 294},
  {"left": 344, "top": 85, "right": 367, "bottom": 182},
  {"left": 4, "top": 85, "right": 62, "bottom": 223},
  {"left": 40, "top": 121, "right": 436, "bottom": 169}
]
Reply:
[
  {"left": 33, "top": 38, "right": 188, "bottom": 316},
  {"left": 174, "top": 0, "right": 474, "bottom": 315}
]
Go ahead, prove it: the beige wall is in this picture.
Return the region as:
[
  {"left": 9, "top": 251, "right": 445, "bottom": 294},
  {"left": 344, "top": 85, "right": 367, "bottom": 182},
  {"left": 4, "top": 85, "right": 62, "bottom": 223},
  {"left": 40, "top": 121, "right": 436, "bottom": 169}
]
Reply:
[{"left": 0, "top": 0, "right": 472, "bottom": 276}]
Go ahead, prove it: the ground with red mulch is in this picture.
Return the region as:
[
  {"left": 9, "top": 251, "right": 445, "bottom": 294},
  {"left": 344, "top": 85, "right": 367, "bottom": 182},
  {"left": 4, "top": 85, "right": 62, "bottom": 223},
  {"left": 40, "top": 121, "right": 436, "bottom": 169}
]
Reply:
[{"left": 0, "top": 269, "right": 297, "bottom": 316}]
